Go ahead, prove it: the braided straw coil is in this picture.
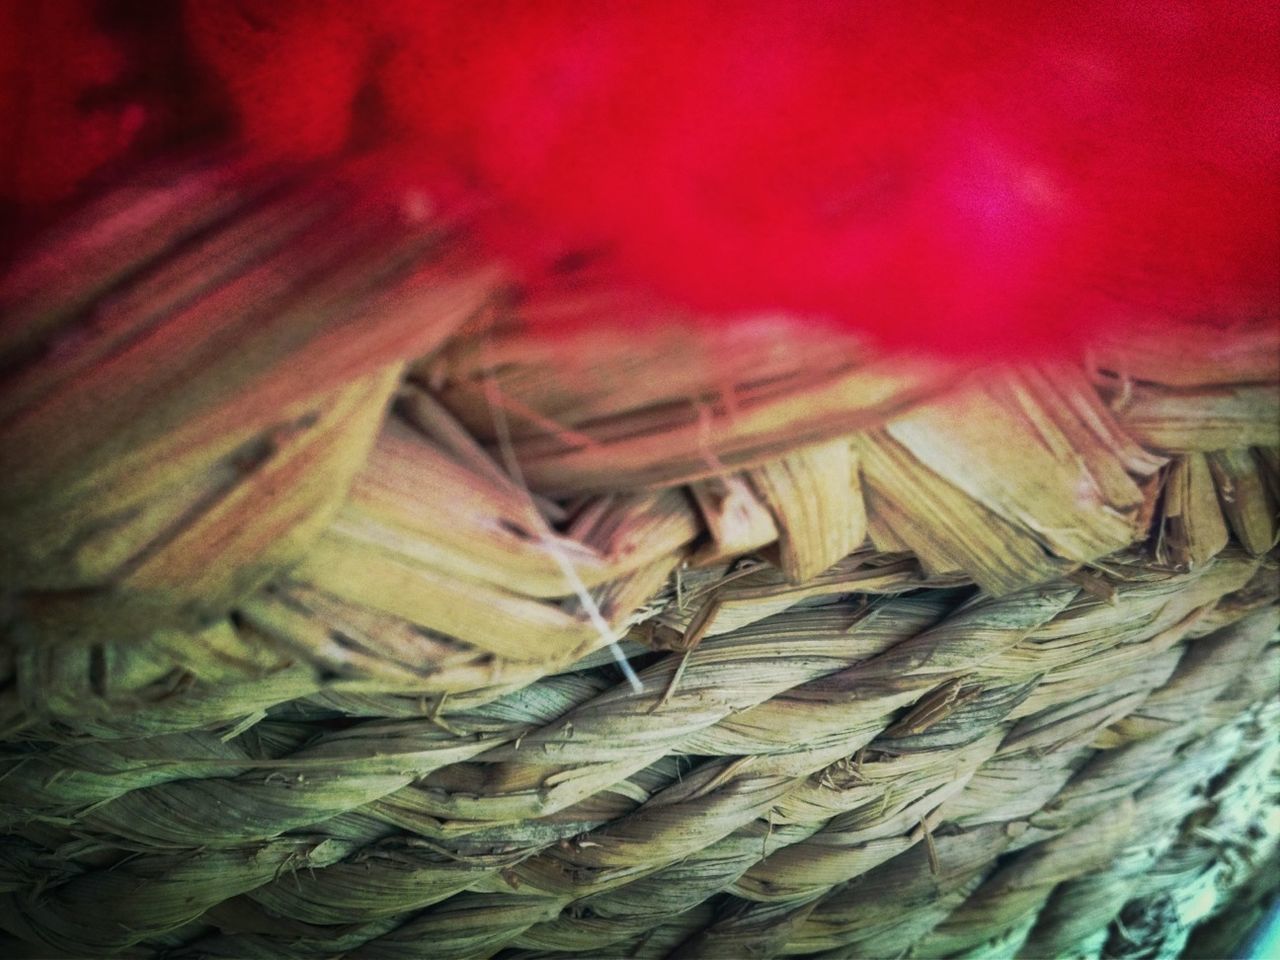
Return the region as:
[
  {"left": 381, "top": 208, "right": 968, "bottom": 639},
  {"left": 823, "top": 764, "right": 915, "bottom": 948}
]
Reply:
[{"left": 0, "top": 160, "right": 1277, "bottom": 959}]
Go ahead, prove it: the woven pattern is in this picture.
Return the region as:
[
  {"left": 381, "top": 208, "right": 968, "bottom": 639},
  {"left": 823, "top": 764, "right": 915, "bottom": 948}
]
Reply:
[{"left": 0, "top": 162, "right": 1277, "bottom": 959}]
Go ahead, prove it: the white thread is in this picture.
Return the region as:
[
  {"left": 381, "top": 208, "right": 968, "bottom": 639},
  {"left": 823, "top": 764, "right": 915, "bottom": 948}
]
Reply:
[{"left": 481, "top": 359, "right": 643, "bottom": 693}]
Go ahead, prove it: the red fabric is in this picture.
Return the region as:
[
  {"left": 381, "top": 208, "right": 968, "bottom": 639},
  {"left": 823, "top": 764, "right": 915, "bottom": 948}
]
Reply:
[
  {"left": 0, "top": 0, "right": 139, "bottom": 203},
  {"left": 6, "top": 1, "right": 1279, "bottom": 357}
]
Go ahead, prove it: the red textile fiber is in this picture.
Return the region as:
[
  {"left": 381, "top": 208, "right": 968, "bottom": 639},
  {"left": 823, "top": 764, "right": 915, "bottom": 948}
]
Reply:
[
  {"left": 0, "top": 0, "right": 139, "bottom": 204},
  {"left": 5, "top": 1, "right": 1279, "bottom": 357}
]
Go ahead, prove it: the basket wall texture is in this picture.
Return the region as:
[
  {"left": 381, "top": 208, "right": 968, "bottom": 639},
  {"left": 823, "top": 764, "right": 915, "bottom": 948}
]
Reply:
[{"left": 0, "top": 162, "right": 1277, "bottom": 959}]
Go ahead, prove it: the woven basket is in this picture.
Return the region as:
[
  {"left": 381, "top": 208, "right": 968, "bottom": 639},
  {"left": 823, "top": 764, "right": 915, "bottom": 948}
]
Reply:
[{"left": 0, "top": 160, "right": 1277, "bottom": 960}]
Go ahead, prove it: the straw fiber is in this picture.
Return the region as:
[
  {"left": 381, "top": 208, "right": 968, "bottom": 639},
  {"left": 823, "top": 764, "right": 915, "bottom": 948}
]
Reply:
[{"left": 0, "top": 161, "right": 1277, "bottom": 959}]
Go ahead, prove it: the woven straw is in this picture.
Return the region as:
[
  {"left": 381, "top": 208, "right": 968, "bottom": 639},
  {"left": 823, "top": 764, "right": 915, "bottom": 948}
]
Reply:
[{"left": 0, "top": 160, "right": 1277, "bottom": 959}]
